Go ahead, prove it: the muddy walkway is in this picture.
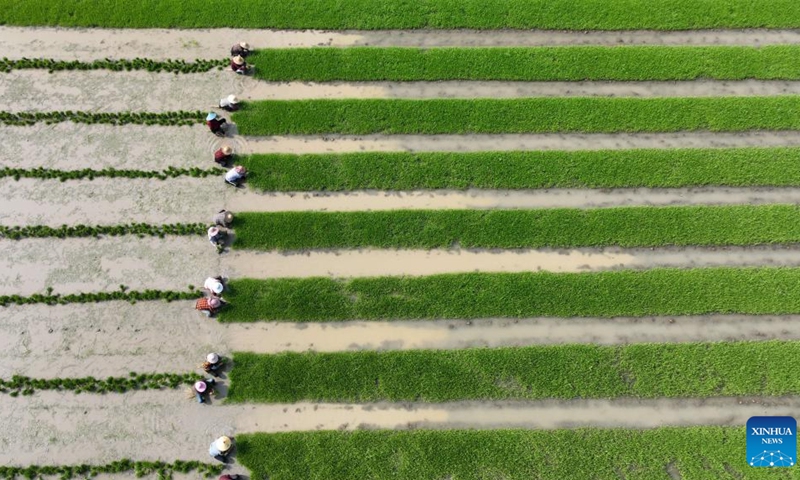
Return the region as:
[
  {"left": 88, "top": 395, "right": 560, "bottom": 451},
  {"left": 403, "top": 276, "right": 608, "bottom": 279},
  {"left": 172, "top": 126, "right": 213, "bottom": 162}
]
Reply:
[
  {"left": 246, "top": 131, "right": 800, "bottom": 154},
  {"left": 227, "top": 314, "right": 800, "bottom": 352},
  {"left": 248, "top": 80, "right": 800, "bottom": 100},
  {"left": 0, "top": 124, "right": 223, "bottom": 170},
  {"left": 225, "top": 246, "right": 800, "bottom": 278},
  {"left": 2, "top": 28, "right": 800, "bottom": 61},
  {"left": 4, "top": 392, "right": 798, "bottom": 465},
  {"left": 229, "top": 187, "right": 800, "bottom": 211}
]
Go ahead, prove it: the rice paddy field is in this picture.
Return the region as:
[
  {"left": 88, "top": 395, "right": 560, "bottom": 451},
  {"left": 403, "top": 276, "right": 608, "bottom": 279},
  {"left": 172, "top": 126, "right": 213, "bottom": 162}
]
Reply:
[{"left": 5, "top": 1, "right": 800, "bottom": 479}]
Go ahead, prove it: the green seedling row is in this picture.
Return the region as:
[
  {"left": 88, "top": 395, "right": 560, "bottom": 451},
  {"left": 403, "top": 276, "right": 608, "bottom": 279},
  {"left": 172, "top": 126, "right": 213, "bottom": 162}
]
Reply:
[
  {"left": 236, "top": 428, "right": 772, "bottom": 480},
  {"left": 1, "top": 57, "right": 227, "bottom": 73},
  {"left": 0, "top": 285, "right": 201, "bottom": 307},
  {"left": 240, "top": 147, "right": 800, "bottom": 191},
  {"left": 0, "top": 223, "right": 206, "bottom": 240},
  {"left": 1, "top": 0, "right": 799, "bottom": 30},
  {"left": 0, "top": 372, "right": 202, "bottom": 396},
  {"left": 221, "top": 268, "right": 800, "bottom": 321},
  {"left": 0, "top": 110, "right": 204, "bottom": 126},
  {"left": 0, "top": 459, "right": 222, "bottom": 480},
  {"left": 234, "top": 205, "right": 800, "bottom": 251},
  {"left": 228, "top": 341, "right": 800, "bottom": 402},
  {"left": 233, "top": 96, "right": 800, "bottom": 135},
  {"left": 251, "top": 45, "right": 800, "bottom": 82},
  {"left": 1, "top": 166, "right": 222, "bottom": 182}
]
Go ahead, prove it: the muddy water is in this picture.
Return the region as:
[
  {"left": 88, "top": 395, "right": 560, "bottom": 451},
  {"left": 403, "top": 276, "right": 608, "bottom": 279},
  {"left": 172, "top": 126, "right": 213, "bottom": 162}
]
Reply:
[
  {"left": 245, "top": 131, "right": 800, "bottom": 154},
  {"left": 0, "top": 70, "right": 263, "bottom": 112},
  {"left": 0, "top": 236, "right": 228, "bottom": 296},
  {"left": 0, "top": 123, "right": 222, "bottom": 170},
  {"left": 229, "top": 187, "right": 800, "bottom": 211},
  {"left": 0, "top": 176, "right": 232, "bottom": 226},
  {"left": 224, "top": 246, "right": 800, "bottom": 279},
  {"left": 234, "top": 397, "right": 800, "bottom": 432},
  {"left": 227, "top": 314, "right": 800, "bottom": 353},
  {"left": 249, "top": 80, "right": 800, "bottom": 100},
  {"left": 2, "top": 27, "right": 800, "bottom": 61}
]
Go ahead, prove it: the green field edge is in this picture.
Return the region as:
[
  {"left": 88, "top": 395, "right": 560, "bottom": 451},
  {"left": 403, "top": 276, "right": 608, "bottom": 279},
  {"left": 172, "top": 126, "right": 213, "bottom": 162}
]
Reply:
[
  {"left": 233, "top": 96, "right": 800, "bottom": 135},
  {"left": 220, "top": 267, "right": 800, "bottom": 322},
  {"left": 4, "top": 0, "right": 800, "bottom": 30},
  {"left": 233, "top": 205, "right": 800, "bottom": 251},
  {"left": 240, "top": 146, "right": 800, "bottom": 191},
  {"left": 251, "top": 45, "right": 800, "bottom": 82},
  {"left": 237, "top": 428, "right": 776, "bottom": 480}
]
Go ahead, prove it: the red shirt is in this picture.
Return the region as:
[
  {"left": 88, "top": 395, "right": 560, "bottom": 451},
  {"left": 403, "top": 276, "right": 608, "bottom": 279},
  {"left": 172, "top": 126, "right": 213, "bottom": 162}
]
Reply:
[
  {"left": 207, "top": 119, "right": 223, "bottom": 132},
  {"left": 214, "top": 149, "right": 230, "bottom": 162},
  {"left": 196, "top": 298, "right": 215, "bottom": 311}
]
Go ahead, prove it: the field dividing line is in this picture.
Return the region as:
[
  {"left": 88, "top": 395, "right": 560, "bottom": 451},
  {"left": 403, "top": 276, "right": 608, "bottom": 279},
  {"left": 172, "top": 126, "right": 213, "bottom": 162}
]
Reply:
[
  {"left": 222, "top": 246, "right": 800, "bottom": 279},
  {"left": 244, "top": 80, "right": 800, "bottom": 100},
  {"left": 231, "top": 397, "right": 800, "bottom": 432},
  {"left": 4, "top": 28, "right": 800, "bottom": 61},
  {"left": 227, "top": 187, "right": 800, "bottom": 211},
  {"left": 225, "top": 314, "right": 800, "bottom": 353},
  {"left": 243, "top": 131, "right": 800, "bottom": 153}
]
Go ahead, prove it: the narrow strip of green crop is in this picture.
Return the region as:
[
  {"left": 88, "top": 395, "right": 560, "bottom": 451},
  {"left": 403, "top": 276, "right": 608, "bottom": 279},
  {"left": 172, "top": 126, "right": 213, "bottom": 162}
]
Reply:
[
  {"left": 234, "top": 96, "right": 800, "bottom": 135},
  {"left": 252, "top": 45, "right": 800, "bottom": 82},
  {"left": 0, "top": 166, "right": 222, "bottom": 182},
  {"left": 234, "top": 206, "right": 800, "bottom": 251},
  {"left": 228, "top": 341, "right": 800, "bottom": 402},
  {"left": 0, "top": 111, "right": 203, "bottom": 127},
  {"left": 0, "top": 372, "right": 202, "bottom": 396},
  {"left": 2, "top": 0, "right": 800, "bottom": 30},
  {"left": 0, "top": 460, "right": 222, "bottom": 480},
  {"left": 221, "top": 268, "right": 800, "bottom": 321},
  {"left": 1, "top": 58, "right": 227, "bottom": 73},
  {"left": 240, "top": 147, "right": 800, "bottom": 191},
  {"left": 237, "top": 428, "right": 763, "bottom": 480},
  {"left": 0, "top": 223, "right": 205, "bottom": 240},
  {"left": 0, "top": 285, "right": 201, "bottom": 307}
]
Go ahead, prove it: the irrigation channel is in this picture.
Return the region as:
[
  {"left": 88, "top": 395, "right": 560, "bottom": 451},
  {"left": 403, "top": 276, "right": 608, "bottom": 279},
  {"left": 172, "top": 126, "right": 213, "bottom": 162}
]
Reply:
[{"left": 4, "top": 23, "right": 800, "bottom": 478}]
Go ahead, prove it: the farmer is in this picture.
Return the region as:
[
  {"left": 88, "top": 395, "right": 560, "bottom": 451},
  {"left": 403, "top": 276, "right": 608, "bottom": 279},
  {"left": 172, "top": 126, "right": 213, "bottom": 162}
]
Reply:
[
  {"left": 204, "top": 276, "right": 225, "bottom": 297},
  {"left": 207, "top": 226, "right": 227, "bottom": 247},
  {"left": 219, "top": 94, "right": 239, "bottom": 112},
  {"left": 193, "top": 378, "right": 216, "bottom": 403},
  {"left": 224, "top": 165, "right": 247, "bottom": 187},
  {"left": 230, "top": 42, "right": 251, "bottom": 58},
  {"left": 203, "top": 352, "right": 224, "bottom": 375},
  {"left": 209, "top": 435, "right": 233, "bottom": 462},
  {"left": 195, "top": 296, "right": 223, "bottom": 317},
  {"left": 231, "top": 55, "right": 247, "bottom": 74},
  {"left": 212, "top": 209, "right": 234, "bottom": 228},
  {"left": 214, "top": 145, "right": 233, "bottom": 166},
  {"left": 206, "top": 112, "right": 227, "bottom": 136}
]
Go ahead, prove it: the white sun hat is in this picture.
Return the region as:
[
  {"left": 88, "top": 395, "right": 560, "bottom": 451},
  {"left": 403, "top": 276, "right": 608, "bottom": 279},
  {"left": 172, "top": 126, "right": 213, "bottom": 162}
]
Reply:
[
  {"left": 211, "top": 282, "right": 223, "bottom": 294},
  {"left": 215, "top": 436, "right": 232, "bottom": 452},
  {"left": 209, "top": 297, "right": 221, "bottom": 308},
  {"left": 227, "top": 94, "right": 239, "bottom": 104},
  {"left": 207, "top": 353, "right": 220, "bottom": 363},
  {"left": 208, "top": 227, "right": 220, "bottom": 236}
]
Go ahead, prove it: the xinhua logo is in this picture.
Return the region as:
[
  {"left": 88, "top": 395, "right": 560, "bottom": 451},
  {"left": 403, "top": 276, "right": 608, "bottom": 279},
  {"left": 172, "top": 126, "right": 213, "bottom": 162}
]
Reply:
[{"left": 747, "top": 416, "right": 796, "bottom": 467}]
